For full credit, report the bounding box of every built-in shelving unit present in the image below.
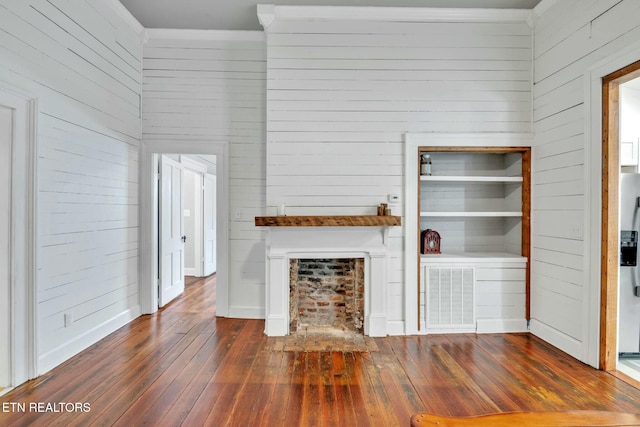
[418,149,528,255]
[404,133,532,336]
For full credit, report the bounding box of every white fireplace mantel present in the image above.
[257,218,399,337]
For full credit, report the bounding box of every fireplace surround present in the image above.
[256,215,400,337]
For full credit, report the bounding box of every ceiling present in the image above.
[118,0,543,31]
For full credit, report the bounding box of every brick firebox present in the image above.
[289,258,365,333]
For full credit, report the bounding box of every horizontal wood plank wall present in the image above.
[0,0,143,372]
[531,0,640,361]
[142,34,267,316]
[265,18,532,329]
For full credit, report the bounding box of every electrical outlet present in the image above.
[64,312,73,327]
[234,210,242,220]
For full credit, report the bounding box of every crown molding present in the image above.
[145,28,265,42]
[529,0,560,28]
[533,0,560,18]
[105,0,145,40]
[257,4,276,29]
[257,4,531,29]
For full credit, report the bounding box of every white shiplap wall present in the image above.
[531,0,640,362]
[0,0,143,372]
[142,33,267,316]
[264,13,532,328]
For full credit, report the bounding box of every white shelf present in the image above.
[420,175,522,182]
[420,211,522,217]
[421,251,527,263]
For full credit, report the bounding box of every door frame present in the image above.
[203,173,217,277]
[600,61,640,371]
[140,139,229,316]
[0,82,38,386]
[585,41,640,370]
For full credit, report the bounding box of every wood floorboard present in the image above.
[285,350,306,425]
[231,342,280,426]
[261,351,297,426]
[320,352,340,426]
[153,319,244,426]
[2,274,640,426]
[329,352,357,426]
[439,335,524,413]
[342,352,373,426]
[299,351,321,427]
[414,335,479,416]
[202,321,266,426]
[386,336,448,416]
[370,338,425,423]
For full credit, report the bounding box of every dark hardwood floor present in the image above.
[2,275,640,426]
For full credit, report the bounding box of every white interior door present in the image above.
[0,105,12,387]
[203,173,217,276]
[159,155,185,307]
[183,169,203,277]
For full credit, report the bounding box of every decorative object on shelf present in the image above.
[377,203,389,216]
[420,153,432,176]
[421,229,441,254]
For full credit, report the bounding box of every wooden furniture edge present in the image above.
[410,410,640,427]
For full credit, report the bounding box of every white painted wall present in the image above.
[621,84,640,144]
[262,12,532,329]
[0,0,144,374]
[142,31,266,317]
[531,0,640,363]
[0,105,11,386]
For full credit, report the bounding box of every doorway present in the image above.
[601,60,640,374]
[158,154,217,308]
[139,140,228,316]
[180,155,217,279]
[614,75,640,381]
[0,104,11,389]
[0,83,37,389]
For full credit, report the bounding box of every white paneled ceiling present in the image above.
[118,0,542,31]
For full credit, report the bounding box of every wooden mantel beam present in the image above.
[254,215,401,227]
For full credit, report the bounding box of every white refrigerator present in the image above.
[619,173,640,356]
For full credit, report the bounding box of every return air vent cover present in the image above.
[426,267,475,330]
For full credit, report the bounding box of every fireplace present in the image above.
[289,258,365,333]
[256,215,400,337]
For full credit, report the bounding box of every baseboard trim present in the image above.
[387,320,405,336]
[476,318,528,333]
[227,306,264,320]
[529,319,581,360]
[38,306,141,375]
